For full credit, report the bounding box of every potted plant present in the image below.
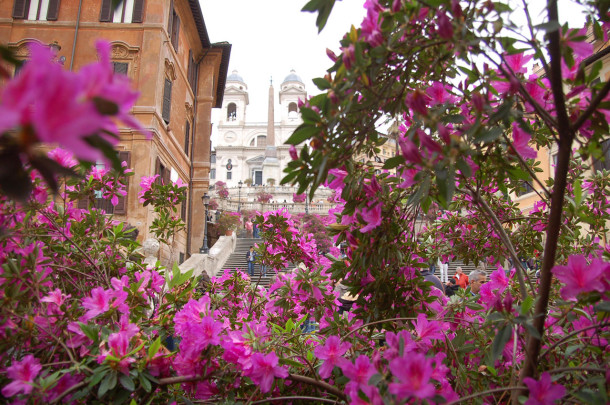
[256,190,273,204]
[267,178,276,186]
[244,178,253,187]
[218,211,241,236]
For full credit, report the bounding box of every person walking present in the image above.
[246,246,256,277]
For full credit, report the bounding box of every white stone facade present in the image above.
[211,70,307,189]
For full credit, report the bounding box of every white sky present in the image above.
[201,0,588,140]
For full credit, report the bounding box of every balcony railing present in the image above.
[217,199,335,215]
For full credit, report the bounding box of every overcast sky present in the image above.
[201,0,588,137]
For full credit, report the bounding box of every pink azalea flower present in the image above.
[47,147,78,168]
[246,352,288,393]
[327,168,348,189]
[398,135,423,164]
[289,145,298,160]
[359,203,383,233]
[98,331,135,374]
[504,52,533,74]
[81,286,111,321]
[436,12,454,39]
[413,313,445,345]
[40,288,69,307]
[314,336,351,378]
[512,123,537,160]
[552,255,606,301]
[1,355,42,397]
[564,28,593,59]
[341,354,376,394]
[361,7,384,47]
[523,372,566,405]
[405,89,429,116]
[389,353,435,399]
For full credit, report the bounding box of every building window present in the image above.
[593,139,610,172]
[187,50,196,90]
[168,4,180,51]
[13,0,60,20]
[112,62,128,75]
[227,171,232,180]
[155,157,170,185]
[250,135,267,147]
[210,153,216,164]
[210,169,216,179]
[288,102,298,119]
[162,78,172,124]
[227,103,237,121]
[184,120,191,157]
[254,170,263,185]
[100,0,144,23]
[516,181,534,197]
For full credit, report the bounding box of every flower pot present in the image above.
[225,230,233,236]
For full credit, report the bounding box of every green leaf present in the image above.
[92,97,119,115]
[534,21,561,33]
[474,126,503,144]
[79,322,99,342]
[456,157,472,178]
[491,324,512,361]
[594,301,610,313]
[573,179,582,206]
[119,374,135,391]
[312,77,331,90]
[520,295,534,315]
[279,358,303,368]
[139,373,152,392]
[98,372,117,398]
[148,337,162,358]
[286,125,320,145]
[383,155,404,170]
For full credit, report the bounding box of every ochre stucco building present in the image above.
[0,0,230,264]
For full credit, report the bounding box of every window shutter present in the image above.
[162,78,172,124]
[162,166,170,186]
[12,0,30,19]
[184,120,190,156]
[180,190,187,221]
[46,0,60,20]
[99,0,112,21]
[77,197,89,209]
[187,50,195,90]
[131,0,144,22]
[114,151,130,215]
[167,0,173,37]
[112,62,128,75]
[154,157,162,185]
[171,12,180,51]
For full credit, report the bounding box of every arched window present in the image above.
[227,103,237,121]
[250,135,267,147]
[288,102,298,119]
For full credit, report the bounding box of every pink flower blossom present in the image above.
[246,352,288,393]
[314,335,351,378]
[1,355,42,397]
[341,354,376,394]
[327,168,348,189]
[552,255,606,301]
[504,52,533,74]
[361,7,384,47]
[564,28,593,59]
[413,313,445,346]
[289,145,298,160]
[359,203,383,233]
[523,372,566,405]
[389,353,436,400]
[512,123,537,160]
[81,286,110,321]
[436,12,454,39]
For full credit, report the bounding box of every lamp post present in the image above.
[199,193,210,254]
[237,180,243,212]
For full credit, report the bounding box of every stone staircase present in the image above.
[215,238,297,288]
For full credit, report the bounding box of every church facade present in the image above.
[211,70,306,188]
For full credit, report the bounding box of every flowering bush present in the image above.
[208,198,219,211]
[215,181,229,199]
[293,192,306,203]
[217,211,241,234]
[256,190,273,203]
[138,175,187,244]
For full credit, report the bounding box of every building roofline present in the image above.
[187,0,211,47]
[212,42,232,108]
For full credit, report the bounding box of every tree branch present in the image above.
[288,374,347,401]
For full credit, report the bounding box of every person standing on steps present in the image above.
[246,246,256,277]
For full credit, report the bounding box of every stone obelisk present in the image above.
[263,77,279,185]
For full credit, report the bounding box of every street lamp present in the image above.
[199,193,210,254]
[237,180,243,212]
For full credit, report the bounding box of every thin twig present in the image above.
[250,397,344,404]
[288,373,347,401]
